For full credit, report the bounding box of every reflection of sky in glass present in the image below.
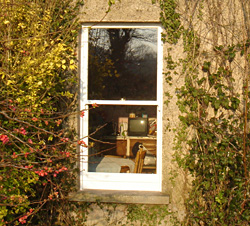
[88,28,157,100]
[128,29,157,58]
[89,28,157,59]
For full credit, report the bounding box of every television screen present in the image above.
[128,117,148,136]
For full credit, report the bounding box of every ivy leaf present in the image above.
[202,61,211,72]
[197,77,206,86]
[228,52,235,62]
[230,97,240,110]
[212,99,220,110]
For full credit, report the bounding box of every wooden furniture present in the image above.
[133,147,146,173]
[105,136,157,157]
[142,165,156,174]
[103,136,157,173]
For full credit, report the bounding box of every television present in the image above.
[128,117,148,136]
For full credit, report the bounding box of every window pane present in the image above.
[88,105,157,174]
[88,28,157,100]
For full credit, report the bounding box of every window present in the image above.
[79,24,163,191]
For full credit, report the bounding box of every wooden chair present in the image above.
[120,165,130,173]
[133,147,146,173]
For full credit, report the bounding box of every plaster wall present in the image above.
[79,0,161,22]
[76,0,188,225]
[74,0,249,225]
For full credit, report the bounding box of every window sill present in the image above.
[68,190,169,205]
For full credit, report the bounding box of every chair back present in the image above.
[133,147,146,173]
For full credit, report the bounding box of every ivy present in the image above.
[155,0,250,225]
[158,0,182,44]
[126,204,173,226]
[173,6,250,226]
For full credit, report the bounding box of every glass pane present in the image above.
[88,105,157,174]
[88,28,157,100]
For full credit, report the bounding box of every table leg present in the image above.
[126,137,130,157]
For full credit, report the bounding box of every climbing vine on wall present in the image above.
[160,0,250,225]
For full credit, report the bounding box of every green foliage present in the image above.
[158,0,182,44]
[159,0,250,225]
[174,18,250,226]
[177,64,250,224]
[108,0,116,6]
[125,204,172,226]
[175,46,250,224]
[0,0,82,225]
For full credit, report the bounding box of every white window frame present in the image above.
[79,23,163,191]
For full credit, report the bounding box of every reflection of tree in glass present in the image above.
[88,28,157,100]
